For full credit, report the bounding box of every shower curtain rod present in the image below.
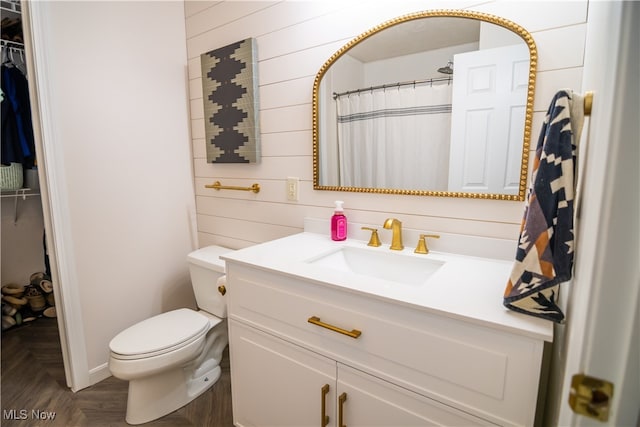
[333,76,452,99]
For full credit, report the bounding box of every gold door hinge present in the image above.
[569,373,614,422]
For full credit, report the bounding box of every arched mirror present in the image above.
[312,10,537,200]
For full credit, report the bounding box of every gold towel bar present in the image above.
[205,181,260,193]
[584,91,593,116]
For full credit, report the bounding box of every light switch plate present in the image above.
[286,177,299,201]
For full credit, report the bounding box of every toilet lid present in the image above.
[109,308,210,357]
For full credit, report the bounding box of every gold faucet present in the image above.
[383,218,404,250]
[414,234,440,254]
[361,227,381,247]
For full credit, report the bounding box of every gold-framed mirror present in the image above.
[312,10,537,201]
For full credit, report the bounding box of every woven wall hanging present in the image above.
[201,38,260,163]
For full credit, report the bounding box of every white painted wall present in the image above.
[1,196,46,285]
[363,42,477,85]
[27,1,196,380]
[184,0,587,249]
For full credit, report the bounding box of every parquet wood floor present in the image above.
[1,317,234,426]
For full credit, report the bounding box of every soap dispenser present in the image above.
[331,201,347,241]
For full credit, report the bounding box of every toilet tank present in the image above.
[187,245,232,318]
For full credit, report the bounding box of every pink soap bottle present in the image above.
[331,201,347,241]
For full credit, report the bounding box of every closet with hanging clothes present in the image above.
[1,0,53,330]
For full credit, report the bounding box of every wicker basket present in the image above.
[0,163,24,190]
[25,286,46,311]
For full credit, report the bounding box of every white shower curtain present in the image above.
[336,83,452,190]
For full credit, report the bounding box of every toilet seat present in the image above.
[110,309,210,360]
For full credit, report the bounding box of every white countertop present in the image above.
[221,231,553,342]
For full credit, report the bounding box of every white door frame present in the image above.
[22,1,90,392]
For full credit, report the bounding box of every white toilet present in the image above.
[109,245,232,425]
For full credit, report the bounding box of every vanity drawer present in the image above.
[227,263,545,427]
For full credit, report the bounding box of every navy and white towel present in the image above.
[503,90,584,323]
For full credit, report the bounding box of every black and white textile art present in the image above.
[201,38,260,163]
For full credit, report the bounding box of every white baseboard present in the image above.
[89,363,112,386]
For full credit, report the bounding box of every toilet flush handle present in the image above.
[217,284,226,296]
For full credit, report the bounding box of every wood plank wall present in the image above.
[184,0,588,250]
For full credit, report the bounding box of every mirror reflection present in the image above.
[313,11,537,200]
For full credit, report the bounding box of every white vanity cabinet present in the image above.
[230,321,490,427]
[225,257,550,427]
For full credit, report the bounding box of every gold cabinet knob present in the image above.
[414,234,440,254]
[218,285,226,296]
[361,227,381,247]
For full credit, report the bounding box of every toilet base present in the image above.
[125,361,222,425]
[122,322,228,425]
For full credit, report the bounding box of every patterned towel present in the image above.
[504,90,584,323]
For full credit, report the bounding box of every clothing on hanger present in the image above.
[1,62,35,168]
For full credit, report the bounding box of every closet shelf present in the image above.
[0,0,22,15]
[1,188,41,225]
[1,188,40,199]
[1,39,24,49]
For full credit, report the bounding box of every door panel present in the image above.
[558,1,640,425]
[229,321,336,427]
[449,44,529,194]
[337,364,496,426]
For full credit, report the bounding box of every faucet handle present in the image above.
[361,227,381,247]
[414,234,440,254]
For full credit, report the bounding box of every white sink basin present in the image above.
[307,246,445,286]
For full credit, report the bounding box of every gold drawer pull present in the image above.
[321,384,330,427]
[338,392,347,427]
[307,316,362,339]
